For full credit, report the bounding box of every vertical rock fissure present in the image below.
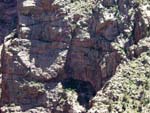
[64,24,76,77]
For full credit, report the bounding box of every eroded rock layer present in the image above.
[0,0,150,113]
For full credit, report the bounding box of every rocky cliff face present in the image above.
[0,0,17,44]
[0,0,150,113]
[0,0,17,106]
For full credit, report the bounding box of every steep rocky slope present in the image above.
[0,0,17,104]
[0,0,150,113]
[88,48,150,113]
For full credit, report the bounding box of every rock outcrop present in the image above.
[0,0,150,113]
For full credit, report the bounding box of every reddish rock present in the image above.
[0,0,149,112]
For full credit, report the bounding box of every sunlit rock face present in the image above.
[0,0,150,112]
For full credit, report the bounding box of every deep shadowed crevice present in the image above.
[62,78,96,109]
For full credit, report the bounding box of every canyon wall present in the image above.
[0,0,150,113]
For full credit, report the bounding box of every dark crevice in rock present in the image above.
[62,78,96,109]
[64,25,76,77]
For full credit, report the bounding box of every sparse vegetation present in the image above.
[89,51,150,113]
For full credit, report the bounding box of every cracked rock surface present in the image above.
[0,0,150,113]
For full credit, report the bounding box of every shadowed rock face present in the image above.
[62,78,96,109]
[0,0,150,112]
[0,0,17,44]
